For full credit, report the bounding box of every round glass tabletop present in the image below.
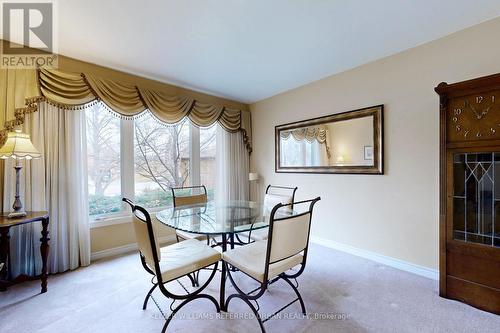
[155,200,268,235]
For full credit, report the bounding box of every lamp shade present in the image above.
[249,172,259,181]
[0,130,42,160]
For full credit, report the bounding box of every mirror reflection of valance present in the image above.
[1,67,252,152]
[280,126,331,159]
[280,126,327,143]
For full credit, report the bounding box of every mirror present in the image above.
[275,105,383,174]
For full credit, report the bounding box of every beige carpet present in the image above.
[0,243,498,333]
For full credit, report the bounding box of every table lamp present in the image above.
[248,172,259,182]
[0,130,42,218]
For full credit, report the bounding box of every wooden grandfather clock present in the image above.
[436,74,500,314]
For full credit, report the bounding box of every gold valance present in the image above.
[0,67,252,152]
[38,68,95,105]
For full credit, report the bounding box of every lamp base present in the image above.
[8,211,27,219]
[9,163,26,219]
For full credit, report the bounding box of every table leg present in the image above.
[220,233,227,311]
[0,227,10,291]
[230,233,235,250]
[40,217,50,293]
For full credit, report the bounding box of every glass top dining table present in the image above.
[155,200,269,240]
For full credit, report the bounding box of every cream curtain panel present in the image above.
[0,67,252,153]
[215,127,249,203]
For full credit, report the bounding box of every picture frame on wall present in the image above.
[364,146,373,160]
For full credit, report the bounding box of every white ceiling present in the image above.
[29,1,500,102]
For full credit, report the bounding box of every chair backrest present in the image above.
[265,185,298,211]
[265,197,321,277]
[263,193,293,215]
[171,185,208,207]
[122,198,161,268]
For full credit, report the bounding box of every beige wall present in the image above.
[91,220,175,254]
[328,116,374,166]
[250,17,500,270]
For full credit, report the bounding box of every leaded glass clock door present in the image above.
[452,152,499,247]
[437,74,500,314]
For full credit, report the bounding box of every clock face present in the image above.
[447,91,499,142]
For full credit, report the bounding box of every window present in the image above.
[86,105,121,216]
[134,113,190,208]
[85,106,217,219]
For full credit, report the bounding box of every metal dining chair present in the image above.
[236,185,298,244]
[171,185,211,244]
[122,198,221,333]
[222,197,321,332]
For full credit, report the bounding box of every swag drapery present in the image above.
[0,68,252,152]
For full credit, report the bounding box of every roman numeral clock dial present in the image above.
[448,92,498,142]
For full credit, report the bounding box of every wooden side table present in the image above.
[0,211,50,293]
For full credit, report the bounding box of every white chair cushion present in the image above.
[242,193,293,243]
[235,194,293,244]
[236,228,268,242]
[264,193,293,214]
[249,228,268,241]
[132,215,162,267]
[222,240,303,282]
[176,230,207,241]
[158,239,221,282]
[269,212,310,263]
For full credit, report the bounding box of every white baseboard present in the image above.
[91,234,439,280]
[91,235,176,261]
[310,236,439,280]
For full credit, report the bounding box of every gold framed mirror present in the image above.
[275,105,383,174]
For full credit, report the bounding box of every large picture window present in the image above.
[86,105,217,219]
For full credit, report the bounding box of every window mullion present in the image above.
[121,118,135,207]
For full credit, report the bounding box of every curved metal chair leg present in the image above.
[195,270,200,287]
[161,294,220,333]
[282,276,306,315]
[188,271,200,287]
[187,273,197,287]
[234,233,248,245]
[143,283,158,310]
[226,294,265,333]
